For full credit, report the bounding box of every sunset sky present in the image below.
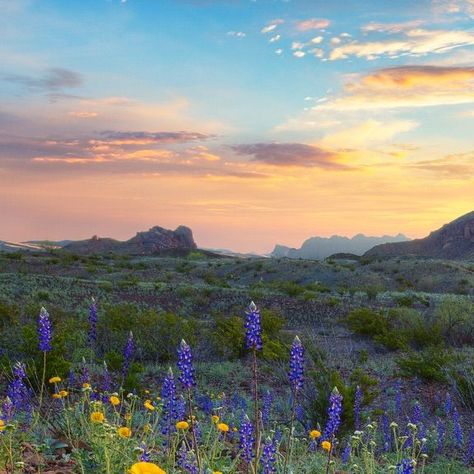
[1,0,473,252]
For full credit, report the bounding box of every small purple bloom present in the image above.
[177,339,196,389]
[342,442,351,464]
[354,385,362,430]
[140,443,151,462]
[289,336,304,392]
[465,429,474,465]
[7,362,30,416]
[160,368,179,436]
[323,387,343,441]
[244,301,263,351]
[177,444,198,474]
[397,459,415,474]
[239,414,255,463]
[262,390,273,426]
[436,418,445,453]
[37,307,52,352]
[87,297,98,346]
[261,437,277,474]
[395,379,402,418]
[453,406,464,448]
[122,331,134,379]
[445,392,452,417]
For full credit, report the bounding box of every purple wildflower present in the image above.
[395,379,402,418]
[239,414,255,463]
[102,361,112,393]
[177,444,198,474]
[354,385,362,430]
[465,429,474,465]
[121,331,134,379]
[436,418,445,453]
[140,443,151,462]
[453,406,464,448]
[7,362,30,415]
[397,459,415,474]
[342,442,351,464]
[37,307,52,352]
[160,368,179,436]
[87,297,98,346]
[261,437,277,474]
[445,392,452,417]
[68,368,76,388]
[289,336,304,392]
[382,413,391,451]
[411,402,422,426]
[80,358,90,384]
[177,339,196,389]
[262,390,273,426]
[244,301,263,351]
[323,387,343,441]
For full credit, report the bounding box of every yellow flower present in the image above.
[129,462,167,474]
[82,383,91,389]
[59,390,68,398]
[217,423,229,433]
[118,426,132,438]
[125,413,132,421]
[90,412,105,423]
[321,440,331,452]
[211,415,219,424]
[144,389,150,394]
[0,420,5,431]
[213,472,223,474]
[176,421,189,430]
[52,393,62,399]
[109,395,120,406]
[144,423,152,433]
[144,401,155,411]
[49,376,61,384]
[309,429,321,439]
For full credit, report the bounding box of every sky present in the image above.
[0,0,473,252]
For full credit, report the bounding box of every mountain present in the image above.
[0,240,61,252]
[63,225,197,255]
[365,211,474,260]
[271,233,409,260]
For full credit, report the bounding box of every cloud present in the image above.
[408,151,474,178]
[261,19,284,34]
[231,143,347,169]
[95,130,213,145]
[329,29,474,61]
[68,111,99,118]
[296,18,330,31]
[432,0,474,17]
[361,20,425,34]
[315,65,474,110]
[2,68,83,93]
[227,31,246,38]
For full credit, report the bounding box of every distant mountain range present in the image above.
[271,233,409,260]
[365,211,474,260]
[0,225,197,255]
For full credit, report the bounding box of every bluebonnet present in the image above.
[395,379,402,418]
[87,297,98,346]
[453,406,464,448]
[140,443,151,462]
[295,404,305,425]
[177,444,198,474]
[354,385,362,430]
[289,336,304,392]
[244,301,263,351]
[177,339,196,389]
[436,418,445,453]
[239,414,255,463]
[176,395,187,421]
[80,358,90,384]
[121,331,134,379]
[382,413,391,451]
[445,392,452,417]
[262,390,273,426]
[68,368,76,387]
[342,442,351,464]
[323,387,343,441]
[464,429,474,465]
[7,362,30,416]
[396,459,415,474]
[196,393,213,416]
[160,368,179,436]
[411,402,422,426]
[261,437,277,474]
[37,307,52,352]
[101,361,112,393]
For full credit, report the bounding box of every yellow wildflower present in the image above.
[176,421,189,430]
[129,462,166,474]
[144,401,155,411]
[211,415,219,424]
[118,426,132,438]
[52,393,61,399]
[321,440,331,452]
[90,412,105,423]
[59,390,69,397]
[0,420,5,431]
[217,423,229,433]
[309,429,321,439]
[125,412,132,420]
[144,423,152,433]
[109,395,120,406]
[49,376,61,384]
[82,382,91,389]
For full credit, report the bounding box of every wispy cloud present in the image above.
[231,142,348,169]
[361,20,425,34]
[330,28,474,60]
[295,18,330,31]
[316,65,474,110]
[2,68,83,93]
[261,19,284,34]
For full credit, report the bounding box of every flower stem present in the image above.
[187,389,202,472]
